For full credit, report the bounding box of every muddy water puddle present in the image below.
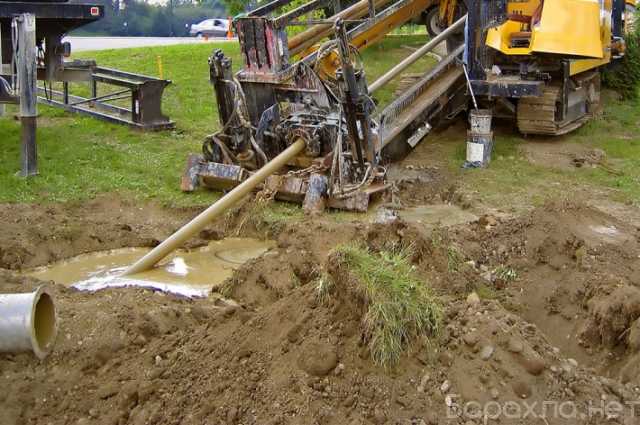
[28,238,274,297]
[398,204,478,227]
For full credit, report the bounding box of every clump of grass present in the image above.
[315,273,334,303]
[475,283,498,300]
[494,265,518,283]
[331,244,443,367]
[447,245,463,272]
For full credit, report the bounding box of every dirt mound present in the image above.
[449,200,640,374]
[0,196,207,270]
[581,286,640,348]
[2,198,640,424]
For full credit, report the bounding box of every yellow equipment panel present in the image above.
[486,0,609,59]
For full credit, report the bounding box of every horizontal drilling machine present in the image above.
[129,0,636,274]
[182,0,468,212]
[181,0,634,213]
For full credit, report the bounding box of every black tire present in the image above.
[424,6,445,38]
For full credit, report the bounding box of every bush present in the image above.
[603,10,640,100]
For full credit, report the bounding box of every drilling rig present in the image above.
[180,0,633,213]
[181,0,468,212]
[126,0,636,274]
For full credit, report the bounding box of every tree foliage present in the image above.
[603,9,640,100]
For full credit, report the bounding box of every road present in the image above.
[64,36,235,52]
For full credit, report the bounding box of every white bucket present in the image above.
[0,286,57,359]
[465,131,493,167]
[469,109,493,134]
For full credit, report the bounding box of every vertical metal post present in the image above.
[613,0,624,37]
[465,0,485,80]
[63,82,69,104]
[367,0,375,19]
[15,14,37,177]
[131,89,140,124]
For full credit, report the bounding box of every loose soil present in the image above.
[2,185,640,425]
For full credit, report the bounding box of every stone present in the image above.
[417,373,430,393]
[490,388,499,399]
[479,215,497,227]
[463,332,480,347]
[480,345,495,361]
[466,292,481,306]
[396,396,411,408]
[506,337,524,353]
[512,381,532,399]
[297,340,338,377]
[521,356,546,376]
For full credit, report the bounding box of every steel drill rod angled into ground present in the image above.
[369,14,466,93]
[123,138,306,276]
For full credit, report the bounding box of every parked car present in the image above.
[189,18,230,38]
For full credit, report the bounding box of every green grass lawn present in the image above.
[0,36,638,208]
[455,94,640,208]
[0,36,431,205]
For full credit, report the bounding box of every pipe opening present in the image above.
[33,292,56,356]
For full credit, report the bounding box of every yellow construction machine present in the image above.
[423,0,466,36]
[468,0,634,135]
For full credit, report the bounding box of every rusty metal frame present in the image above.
[37,65,174,131]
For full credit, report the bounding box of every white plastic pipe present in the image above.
[0,286,57,359]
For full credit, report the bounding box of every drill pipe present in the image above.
[288,0,395,56]
[369,14,466,93]
[124,138,306,276]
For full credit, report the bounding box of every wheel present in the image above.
[195,32,203,39]
[424,7,445,37]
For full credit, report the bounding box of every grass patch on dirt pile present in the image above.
[330,244,443,367]
[0,37,427,205]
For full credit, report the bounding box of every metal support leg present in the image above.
[63,82,69,105]
[16,13,37,177]
[367,0,375,19]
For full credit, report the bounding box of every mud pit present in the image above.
[2,193,640,425]
[28,238,274,297]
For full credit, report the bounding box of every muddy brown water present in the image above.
[28,238,274,297]
[397,204,478,227]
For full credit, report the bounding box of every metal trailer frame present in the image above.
[0,1,175,176]
[38,65,174,131]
